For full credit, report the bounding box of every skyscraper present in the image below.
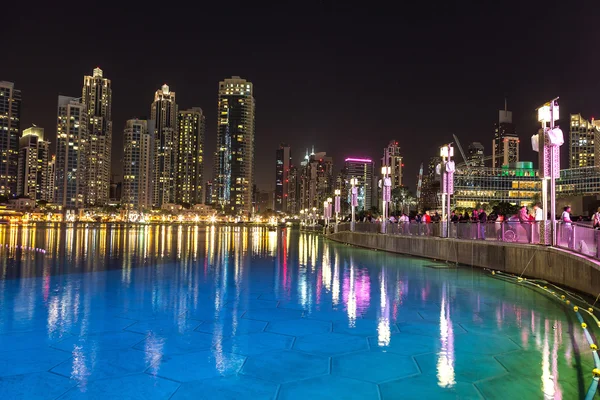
[467,142,485,167]
[492,103,519,168]
[122,119,155,209]
[382,141,403,189]
[275,143,291,212]
[345,157,374,211]
[299,150,334,211]
[213,76,255,216]
[287,165,298,215]
[205,180,213,205]
[0,81,21,197]
[569,114,600,168]
[46,155,56,203]
[17,126,49,201]
[55,96,88,209]
[151,84,178,207]
[177,108,205,205]
[82,67,112,205]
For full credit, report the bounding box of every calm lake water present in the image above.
[0,224,593,399]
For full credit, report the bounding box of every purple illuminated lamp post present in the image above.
[350,177,358,231]
[334,189,341,233]
[381,166,391,234]
[533,98,562,246]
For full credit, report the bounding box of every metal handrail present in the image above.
[335,220,600,263]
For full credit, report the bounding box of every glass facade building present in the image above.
[176,108,205,205]
[0,81,21,197]
[122,119,155,209]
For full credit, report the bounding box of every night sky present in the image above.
[3,2,599,191]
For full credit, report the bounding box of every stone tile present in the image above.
[368,333,438,356]
[452,333,519,355]
[278,375,379,400]
[304,310,360,322]
[171,375,278,400]
[398,321,468,337]
[294,333,368,356]
[0,347,72,377]
[266,319,331,336]
[332,351,419,383]
[242,308,304,322]
[195,318,267,337]
[241,350,329,383]
[380,375,482,400]
[226,299,279,309]
[58,373,180,399]
[125,317,202,335]
[154,350,245,382]
[414,352,507,383]
[0,371,76,399]
[67,316,138,336]
[133,331,216,356]
[220,332,294,356]
[0,329,73,352]
[475,372,581,400]
[52,331,147,353]
[51,348,160,382]
[333,319,400,337]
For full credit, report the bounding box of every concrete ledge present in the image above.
[328,231,600,297]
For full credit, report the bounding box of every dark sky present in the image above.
[3,2,599,191]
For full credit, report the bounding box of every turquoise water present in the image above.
[0,224,595,399]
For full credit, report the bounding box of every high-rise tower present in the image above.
[17,125,49,201]
[213,76,255,216]
[123,119,155,209]
[569,114,600,168]
[151,84,178,207]
[492,101,519,168]
[82,67,112,205]
[0,81,21,197]
[275,144,291,212]
[55,96,88,209]
[177,108,205,205]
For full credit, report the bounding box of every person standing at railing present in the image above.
[519,205,531,243]
[561,206,573,249]
[478,208,487,240]
[593,207,600,230]
[533,202,544,244]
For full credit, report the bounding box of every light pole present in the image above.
[312,207,317,226]
[350,177,358,231]
[381,166,391,234]
[300,209,305,228]
[323,200,329,233]
[334,189,341,232]
[534,98,562,246]
[439,144,455,238]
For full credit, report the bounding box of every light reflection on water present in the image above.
[0,224,593,398]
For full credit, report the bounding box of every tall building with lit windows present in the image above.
[345,157,374,211]
[177,108,205,205]
[17,125,49,201]
[151,84,178,207]
[213,76,255,216]
[122,119,155,209]
[0,81,21,197]
[275,143,291,212]
[46,155,56,203]
[569,114,600,169]
[492,104,519,168]
[82,67,112,205]
[55,96,88,209]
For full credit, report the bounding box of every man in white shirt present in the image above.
[561,206,573,249]
[533,202,544,244]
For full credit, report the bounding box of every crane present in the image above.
[452,134,471,171]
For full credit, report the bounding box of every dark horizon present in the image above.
[3,3,599,192]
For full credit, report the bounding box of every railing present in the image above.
[335,221,600,262]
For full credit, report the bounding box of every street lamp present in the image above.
[381,166,391,234]
[534,98,562,246]
[334,189,341,232]
[312,207,317,226]
[300,209,305,227]
[350,177,358,231]
[439,144,455,238]
[324,200,330,233]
